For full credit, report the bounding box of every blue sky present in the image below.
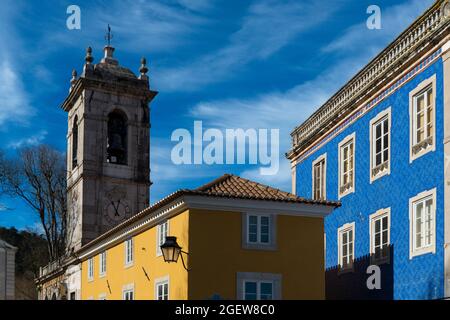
[0,0,434,229]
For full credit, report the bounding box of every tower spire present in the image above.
[105,24,113,46]
[101,24,118,65]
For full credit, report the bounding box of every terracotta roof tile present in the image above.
[189,174,339,206]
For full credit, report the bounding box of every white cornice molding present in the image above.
[76,195,335,260]
[289,0,450,159]
[183,195,335,217]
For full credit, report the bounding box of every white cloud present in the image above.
[42,0,210,54]
[8,130,48,149]
[0,61,33,127]
[155,0,344,92]
[0,5,34,128]
[188,0,432,193]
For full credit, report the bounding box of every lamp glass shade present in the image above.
[161,236,181,263]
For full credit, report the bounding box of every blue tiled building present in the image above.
[287,0,450,300]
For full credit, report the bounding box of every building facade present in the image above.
[78,174,338,300]
[0,239,17,300]
[287,0,450,300]
[36,34,338,300]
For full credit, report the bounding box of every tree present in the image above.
[0,145,67,262]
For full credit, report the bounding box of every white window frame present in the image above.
[236,272,281,300]
[242,213,277,250]
[122,283,135,300]
[338,133,356,199]
[370,108,391,183]
[98,293,107,300]
[156,220,169,257]
[409,75,436,162]
[87,257,94,281]
[124,238,134,267]
[99,251,106,277]
[337,222,355,272]
[409,188,437,259]
[369,208,391,264]
[312,153,327,200]
[155,276,170,300]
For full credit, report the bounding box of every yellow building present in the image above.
[78,174,339,300]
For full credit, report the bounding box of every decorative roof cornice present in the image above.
[288,0,450,161]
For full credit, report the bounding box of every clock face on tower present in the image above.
[104,198,131,225]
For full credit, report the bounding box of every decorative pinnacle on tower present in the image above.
[85,47,94,64]
[70,69,78,92]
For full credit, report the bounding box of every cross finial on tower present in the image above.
[139,57,149,81]
[105,24,113,46]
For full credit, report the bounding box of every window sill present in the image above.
[370,256,390,266]
[338,187,354,200]
[410,247,436,259]
[243,243,277,251]
[124,262,134,269]
[410,139,435,163]
[337,266,354,276]
[99,273,106,279]
[371,162,390,183]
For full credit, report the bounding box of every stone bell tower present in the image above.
[63,32,157,252]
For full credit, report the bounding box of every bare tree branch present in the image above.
[0,146,67,262]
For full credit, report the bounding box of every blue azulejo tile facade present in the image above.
[294,58,445,300]
[288,1,450,300]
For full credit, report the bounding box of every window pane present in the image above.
[376,154,382,166]
[260,282,273,300]
[376,139,382,153]
[244,282,257,300]
[376,124,381,138]
[417,95,425,112]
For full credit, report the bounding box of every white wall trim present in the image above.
[409,74,437,163]
[242,213,277,251]
[291,164,297,195]
[369,107,392,183]
[409,188,437,259]
[183,196,335,217]
[337,222,355,271]
[156,220,169,257]
[338,132,356,199]
[312,153,327,200]
[124,238,134,268]
[236,272,282,300]
[122,283,135,300]
[154,275,170,300]
[369,207,391,263]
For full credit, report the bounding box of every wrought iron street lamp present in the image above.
[160,236,189,271]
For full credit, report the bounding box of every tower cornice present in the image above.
[61,77,157,112]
